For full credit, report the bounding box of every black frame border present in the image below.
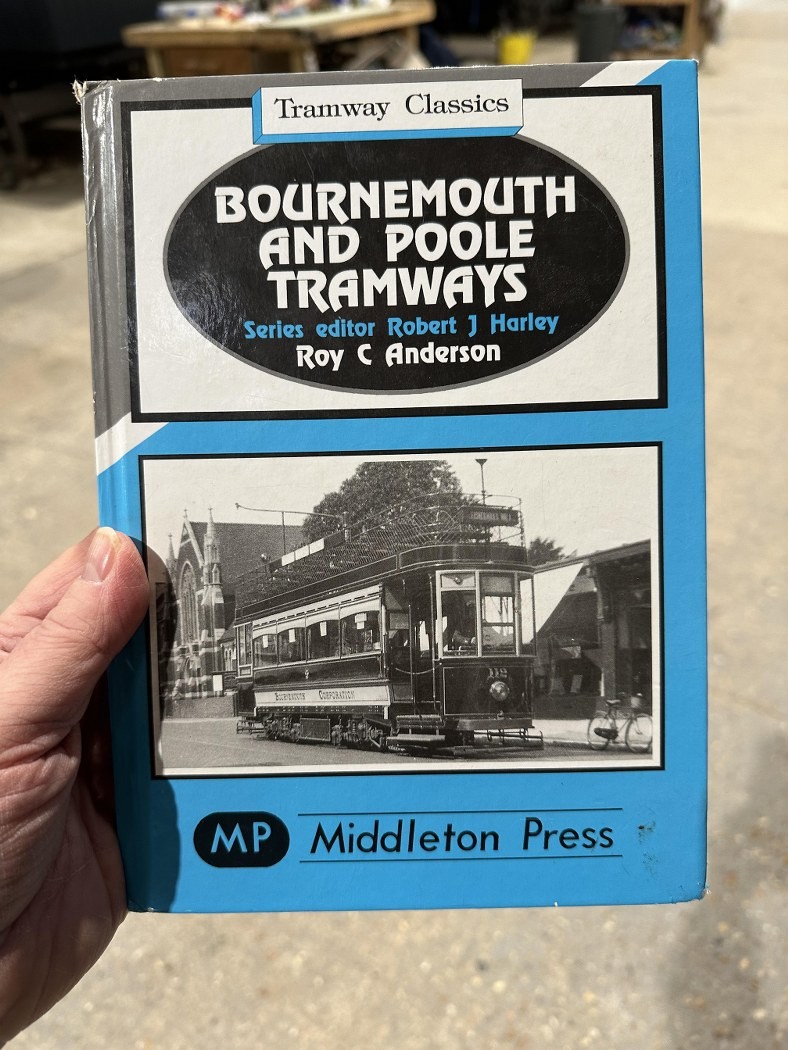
[121,86,667,423]
[138,440,665,781]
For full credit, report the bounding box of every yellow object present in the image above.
[498,30,536,66]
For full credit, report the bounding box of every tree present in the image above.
[302,460,465,543]
[526,536,566,566]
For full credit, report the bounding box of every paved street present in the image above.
[161,716,651,770]
[1,4,785,1047]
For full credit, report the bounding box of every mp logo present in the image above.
[193,811,290,868]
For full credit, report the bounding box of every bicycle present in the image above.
[587,694,653,754]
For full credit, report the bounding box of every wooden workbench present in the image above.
[123,1,436,76]
[609,0,709,61]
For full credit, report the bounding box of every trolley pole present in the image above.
[235,502,345,555]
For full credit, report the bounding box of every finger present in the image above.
[0,529,149,756]
[0,534,95,662]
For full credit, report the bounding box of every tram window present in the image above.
[519,576,536,653]
[237,624,252,667]
[481,574,516,654]
[387,611,410,650]
[441,590,478,655]
[417,617,434,657]
[388,611,409,631]
[340,609,380,654]
[253,630,277,667]
[440,572,475,591]
[278,624,306,663]
[307,614,340,660]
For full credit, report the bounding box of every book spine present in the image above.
[80,82,152,910]
[81,81,130,497]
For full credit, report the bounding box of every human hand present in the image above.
[0,529,148,1041]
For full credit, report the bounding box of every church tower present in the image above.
[165,533,176,576]
[200,508,226,687]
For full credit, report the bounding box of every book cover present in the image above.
[80,61,705,911]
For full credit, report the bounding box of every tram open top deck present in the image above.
[234,498,530,620]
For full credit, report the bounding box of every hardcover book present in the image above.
[80,60,706,911]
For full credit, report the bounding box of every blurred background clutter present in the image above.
[1,0,785,1047]
[1,0,727,187]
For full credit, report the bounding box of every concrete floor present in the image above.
[1,5,786,1047]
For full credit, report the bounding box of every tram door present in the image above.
[386,585,437,713]
[410,586,438,713]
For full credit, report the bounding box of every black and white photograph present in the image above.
[142,445,661,775]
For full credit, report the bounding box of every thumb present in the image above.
[0,528,149,754]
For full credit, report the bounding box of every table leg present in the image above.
[145,47,167,78]
[288,46,319,73]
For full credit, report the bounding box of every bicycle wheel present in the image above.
[587,714,615,750]
[625,713,653,753]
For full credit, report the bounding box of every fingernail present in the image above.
[82,527,119,584]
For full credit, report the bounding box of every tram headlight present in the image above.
[489,679,511,705]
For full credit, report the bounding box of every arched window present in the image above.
[180,563,199,644]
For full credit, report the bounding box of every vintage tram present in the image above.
[233,500,543,754]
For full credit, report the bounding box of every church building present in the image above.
[158,509,303,717]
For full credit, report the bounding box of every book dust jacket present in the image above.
[80,62,706,912]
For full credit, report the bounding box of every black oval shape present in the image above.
[193,811,290,868]
[167,137,627,392]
